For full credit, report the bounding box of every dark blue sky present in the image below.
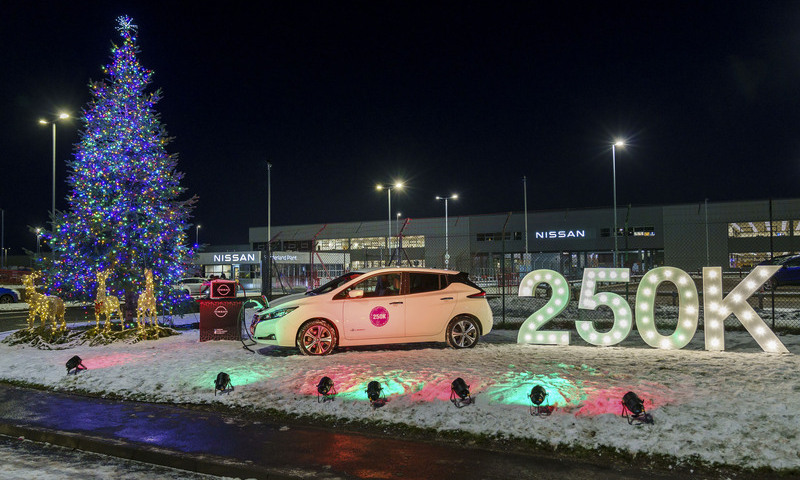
[3,1,800,252]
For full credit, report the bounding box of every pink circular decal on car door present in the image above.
[370,306,389,327]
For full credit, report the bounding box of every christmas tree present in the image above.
[47,16,195,318]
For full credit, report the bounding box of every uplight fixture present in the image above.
[450,377,473,408]
[316,376,337,403]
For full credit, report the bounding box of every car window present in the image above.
[785,258,800,268]
[409,273,441,294]
[445,272,485,292]
[343,273,401,298]
[309,272,363,295]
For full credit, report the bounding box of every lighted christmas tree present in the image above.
[47,16,195,318]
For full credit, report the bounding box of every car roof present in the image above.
[354,266,460,275]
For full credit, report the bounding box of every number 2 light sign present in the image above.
[517,266,789,353]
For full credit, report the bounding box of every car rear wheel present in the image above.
[446,315,479,349]
[0,294,14,304]
[297,319,338,356]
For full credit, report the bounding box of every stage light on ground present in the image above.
[66,355,86,374]
[316,376,337,403]
[450,377,473,408]
[529,385,553,416]
[214,372,234,396]
[366,380,386,407]
[621,391,653,425]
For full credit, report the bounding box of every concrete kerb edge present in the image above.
[0,421,300,480]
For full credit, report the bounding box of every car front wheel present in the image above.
[446,315,480,349]
[297,319,338,356]
[0,294,14,304]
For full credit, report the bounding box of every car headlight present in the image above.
[263,306,298,320]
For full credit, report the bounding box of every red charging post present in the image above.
[198,279,242,341]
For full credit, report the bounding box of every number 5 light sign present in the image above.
[517,266,789,353]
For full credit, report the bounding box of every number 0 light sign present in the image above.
[517,266,789,353]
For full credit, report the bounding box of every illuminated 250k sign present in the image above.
[517,266,789,354]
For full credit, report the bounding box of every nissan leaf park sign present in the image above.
[517,266,789,354]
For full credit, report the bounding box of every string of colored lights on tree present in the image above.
[45,16,196,315]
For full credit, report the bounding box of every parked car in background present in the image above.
[250,267,493,356]
[758,254,800,290]
[173,277,209,296]
[0,287,20,304]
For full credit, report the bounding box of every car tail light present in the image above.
[467,291,486,298]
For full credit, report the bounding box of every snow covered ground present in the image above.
[0,309,799,473]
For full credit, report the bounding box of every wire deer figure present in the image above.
[136,269,158,329]
[95,269,123,330]
[22,272,65,330]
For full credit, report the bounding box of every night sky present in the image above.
[3,2,800,253]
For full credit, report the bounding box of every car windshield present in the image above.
[307,272,364,295]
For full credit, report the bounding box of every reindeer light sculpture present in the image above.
[95,269,123,331]
[136,269,158,329]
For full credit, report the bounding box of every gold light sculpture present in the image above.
[95,269,123,331]
[21,272,65,330]
[136,268,158,329]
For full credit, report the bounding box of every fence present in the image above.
[275,206,800,332]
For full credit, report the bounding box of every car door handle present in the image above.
[440,297,454,300]
[390,301,404,305]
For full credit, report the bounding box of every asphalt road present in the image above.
[0,305,98,332]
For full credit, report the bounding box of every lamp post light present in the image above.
[196,224,201,246]
[39,113,70,228]
[376,182,403,266]
[35,227,42,257]
[435,194,458,269]
[612,140,625,268]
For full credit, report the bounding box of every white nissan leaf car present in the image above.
[250,267,493,355]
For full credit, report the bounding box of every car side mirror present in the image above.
[347,289,364,298]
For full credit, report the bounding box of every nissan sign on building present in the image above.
[195,251,262,265]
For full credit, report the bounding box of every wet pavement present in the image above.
[0,384,703,480]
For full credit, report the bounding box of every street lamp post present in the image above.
[396,212,401,266]
[376,182,403,266]
[35,228,42,257]
[196,224,201,245]
[612,140,625,267]
[39,113,70,227]
[435,194,458,269]
[265,161,272,298]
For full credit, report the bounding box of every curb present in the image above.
[0,421,303,480]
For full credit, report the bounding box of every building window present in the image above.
[390,235,425,248]
[316,238,350,251]
[629,226,655,237]
[477,232,514,242]
[350,237,387,249]
[729,252,792,269]
[729,221,796,238]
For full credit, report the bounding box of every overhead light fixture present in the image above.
[529,385,553,417]
[450,377,472,408]
[66,355,86,374]
[214,372,234,396]
[366,380,386,408]
[316,376,337,403]
[621,391,654,425]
